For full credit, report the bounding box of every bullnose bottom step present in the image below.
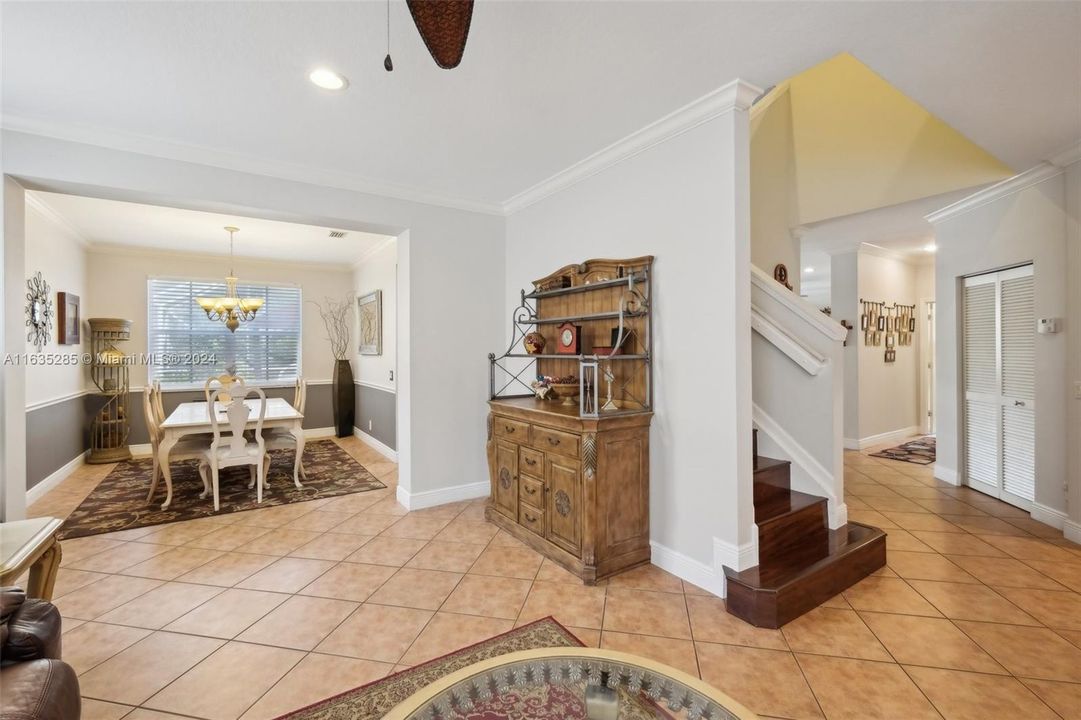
[723,522,887,628]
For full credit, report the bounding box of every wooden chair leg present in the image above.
[256,458,265,504]
[27,540,62,601]
[198,462,210,498]
[248,464,256,489]
[146,455,161,504]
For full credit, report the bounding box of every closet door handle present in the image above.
[1014,400,1026,407]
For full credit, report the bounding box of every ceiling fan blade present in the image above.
[406,0,474,69]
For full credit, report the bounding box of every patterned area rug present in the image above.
[58,439,385,540]
[279,618,671,720]
[870,436,936,465]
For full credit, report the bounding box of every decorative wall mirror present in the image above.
[25,271,53,351]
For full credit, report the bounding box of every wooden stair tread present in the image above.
[754,487,825,525]
[727,523,884,589]
[753,456,790,473]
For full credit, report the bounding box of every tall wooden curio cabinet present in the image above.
[486,257,654,584]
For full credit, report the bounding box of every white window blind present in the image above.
[147,278,302,387]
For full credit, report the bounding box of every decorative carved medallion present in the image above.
[25,271,53,352]
[555,489,571,517]
[498,467,511,490]
[582,433,597,479]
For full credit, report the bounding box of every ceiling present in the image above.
[797,189,974,291]
[3,2,1079,212]
[30,191,394,265]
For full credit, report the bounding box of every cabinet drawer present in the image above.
[494,417,529,441]
[519,446,544,474]
[520,475,545,509]
[531,425,579,457]
[519,504,545,537]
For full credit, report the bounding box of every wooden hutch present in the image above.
[486,257,654,583]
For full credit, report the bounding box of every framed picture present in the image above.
[873,331,882,346]
[57,292,80,345]
[876,316,885,331]
[885,349,896,363]
[860,314,868,331]
[908,317,917,332]
[357,290,382,356]
[885,334,895,349]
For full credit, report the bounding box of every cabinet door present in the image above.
[493,440,519,520]
[545,456,581,554]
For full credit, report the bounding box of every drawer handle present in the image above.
[525,485,537,495]
[525,458,537,466]
[524,512,538,523]
[546,437,560,446]
[504,425,516,433]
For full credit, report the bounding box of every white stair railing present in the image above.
[750,265,848,528]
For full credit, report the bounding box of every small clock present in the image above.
[556,322,581,354]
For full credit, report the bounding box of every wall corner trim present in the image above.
[933,464,959,485]
[925,163,1063,224]
[503,78,763,214]
[396,480,488,512]
[1065,519,1081,545]
[353,427,398,462]
[649,541,724,598]
[26,452,85,506]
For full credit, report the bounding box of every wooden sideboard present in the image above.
[485,397,652,583]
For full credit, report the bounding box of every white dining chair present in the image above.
[203,385,268,511]
[262,378,307,484]
[204,373,244,405]
[143,386,211,504]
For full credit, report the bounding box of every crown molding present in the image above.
[503,78,764,215]
[24,191,91,247]
[925,162,1063,225]
[351,235,398,270]
[2,114,505,217]
[1049,140,1081,168]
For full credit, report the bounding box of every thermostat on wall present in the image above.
[1037,318,1059,334]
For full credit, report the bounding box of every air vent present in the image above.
[328,230,347,239]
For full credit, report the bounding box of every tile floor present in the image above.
[25,436,1081,720]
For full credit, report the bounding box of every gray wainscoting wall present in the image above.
[354,382,396,450]
[25,383,337,490]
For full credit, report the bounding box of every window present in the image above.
[147,277,302,387]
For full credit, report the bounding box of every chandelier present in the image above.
[195,226,264,332]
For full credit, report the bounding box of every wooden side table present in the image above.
[0,518,64,600]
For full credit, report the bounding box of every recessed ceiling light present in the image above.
[804,267,815,273]
[309,68,348,91]
[924,242,938,252]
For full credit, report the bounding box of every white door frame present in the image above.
[920,298,936,435]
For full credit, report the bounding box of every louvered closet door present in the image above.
[963,277,999,495]
[961,265,1035,509]
[999,268,1035,503]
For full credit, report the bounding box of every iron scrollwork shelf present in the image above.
[488,261,653,419]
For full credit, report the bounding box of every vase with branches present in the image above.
[313,296,355,437]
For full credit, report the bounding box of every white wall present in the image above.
[2,129,506,505]
[2,177,28,520]
[86,247,354,389]
[931,165,1070,517]
[831,251,860,443]
[23,198,89,407]
[504,82,756,594]
[1065,159,1081,541]
[857,250,922,442]
[352,239,396,392]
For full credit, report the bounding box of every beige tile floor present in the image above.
[25,436,1081,720]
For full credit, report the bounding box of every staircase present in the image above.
[724,431,886,628]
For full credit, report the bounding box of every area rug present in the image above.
[58,439,385,540]
[278,618,670,720]
[870,436,936,465]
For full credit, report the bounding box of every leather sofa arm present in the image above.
[1,595,62,663]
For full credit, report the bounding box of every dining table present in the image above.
[156,397,305,510]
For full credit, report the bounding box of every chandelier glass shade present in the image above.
[195,227,264,332]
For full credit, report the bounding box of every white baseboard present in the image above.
[855,426,921,450]
[650,541,725,597]
[130,443,153,457]
[714,535,758,574]
[1065,519,1081,545]
[396,480,488,511]
[1031,502,1068,531]
[26,453,85,505]
[304,426,336,439]
[934,464,959,485]
[843,438,861,450]
[353,428,398,462]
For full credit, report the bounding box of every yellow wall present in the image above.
[750,53,1014,275]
